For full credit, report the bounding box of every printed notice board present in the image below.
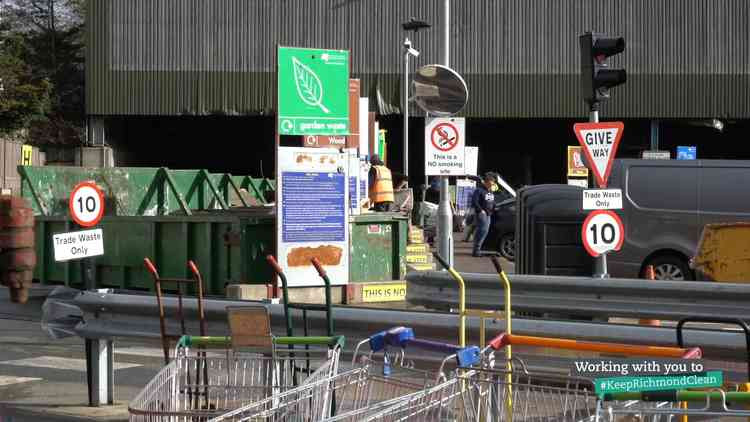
[456,179,476,216]
[277,147,349,286]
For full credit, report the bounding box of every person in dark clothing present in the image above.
[471,173,495,257]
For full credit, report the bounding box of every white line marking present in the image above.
[0,356,141,371]
[115,347,165,357]
[0,376,41,386]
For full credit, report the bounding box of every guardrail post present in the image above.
[86,338,114,406]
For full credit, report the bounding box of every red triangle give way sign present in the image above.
[573,122,624,188]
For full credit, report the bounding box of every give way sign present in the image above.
[573,122,624,188]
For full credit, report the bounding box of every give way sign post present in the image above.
[573,122,624,188]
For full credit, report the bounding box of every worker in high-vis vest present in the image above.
[368,155,394,212]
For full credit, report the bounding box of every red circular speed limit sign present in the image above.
[69,181,105,227]
[431,123,459,152]
[581,210,624,257]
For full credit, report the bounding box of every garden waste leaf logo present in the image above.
[292,57,329,113]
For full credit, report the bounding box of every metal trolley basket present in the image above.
[207,326,482,422]
[128,334,344,422]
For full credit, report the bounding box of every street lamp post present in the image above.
[437,0,454,267]
[401,17,431,186]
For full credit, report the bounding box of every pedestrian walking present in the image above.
[470,173,495,257]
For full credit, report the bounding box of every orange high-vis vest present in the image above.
[370,165,394,203]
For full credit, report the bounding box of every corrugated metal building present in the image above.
[87,0,749,118]
[86,0,750,183]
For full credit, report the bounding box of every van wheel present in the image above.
[497,234,515,261]
[645,256,694,281]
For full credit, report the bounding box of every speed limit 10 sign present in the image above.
[69,181,105,227]
[581,210,624,257]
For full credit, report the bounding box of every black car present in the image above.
[486,197,516,260]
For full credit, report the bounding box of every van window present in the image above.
[627,166,697,212]
[700,167,750,213]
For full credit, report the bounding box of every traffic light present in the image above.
[579,32,626,107]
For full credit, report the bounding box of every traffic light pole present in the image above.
[589,106,609,278]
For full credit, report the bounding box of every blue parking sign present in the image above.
[677,146,696,160]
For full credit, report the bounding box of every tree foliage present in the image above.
[0,0,84,144]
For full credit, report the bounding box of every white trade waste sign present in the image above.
[53,228,104,262]
[583,189,623,210]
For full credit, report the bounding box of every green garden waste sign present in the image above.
[277,47,350,136]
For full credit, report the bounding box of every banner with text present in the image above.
[277,147,349,286]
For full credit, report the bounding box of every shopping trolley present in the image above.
[596,388,750,420]
[593,316,750,421]
[128,334,344,421]
[207,326,481,422]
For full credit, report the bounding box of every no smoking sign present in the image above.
[425,117,465,176]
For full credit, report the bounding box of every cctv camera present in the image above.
[403,38,419,57]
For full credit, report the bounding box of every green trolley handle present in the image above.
[177,335,345,349]
[604,390,750,404]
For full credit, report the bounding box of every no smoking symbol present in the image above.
[431,123,459,152]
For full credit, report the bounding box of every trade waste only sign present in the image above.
[53,228,104,261]
[278,47,350,136]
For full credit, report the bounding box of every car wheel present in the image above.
[645,255,693,281]
[498,234,515,261]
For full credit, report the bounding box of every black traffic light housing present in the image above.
[579,32,626,109]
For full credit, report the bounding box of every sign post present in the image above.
[63,181,110,407]
[574,119,624,278]
[276,46,351,287]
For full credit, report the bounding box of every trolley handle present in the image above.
[143,257,158,277]
[432,252,450,271]
[177,335,230,349]
[275,335,345,348]
[603,390,750,404]
[383,326,460,354]
[488,332,702,359]
[490,256,504,274]
[177,335,346,349]
[266,255,284,275]
[677,317,750,379]
[187,260,201,279]
[310,257,327,278]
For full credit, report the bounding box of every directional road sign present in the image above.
[573,122,624,188]
[69,181,105,227]
[277,47,350,136]
[425,117,465,176]
[581,210,624,257]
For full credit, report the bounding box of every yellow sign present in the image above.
[567,146,588,177]
[362,283,406,302]
[21,145,33,166]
